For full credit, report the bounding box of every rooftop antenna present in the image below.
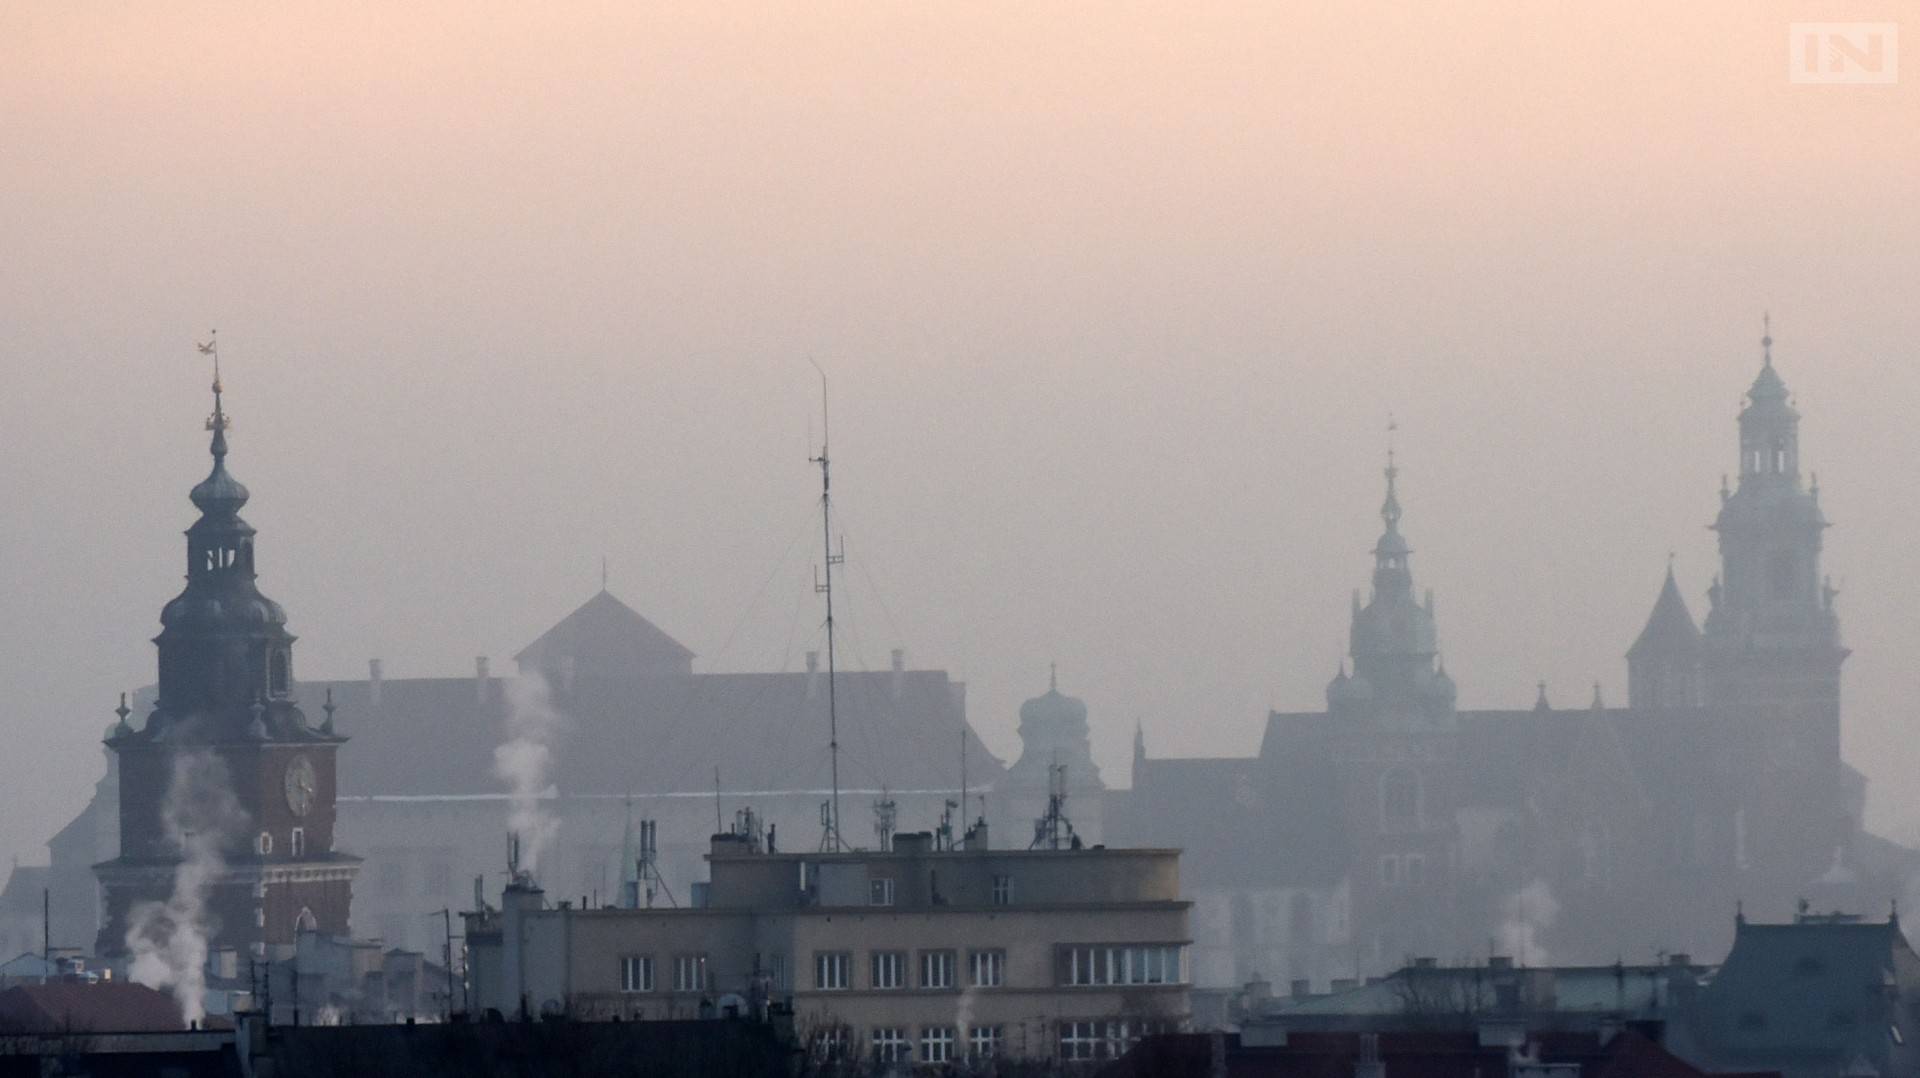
[809,360,846,852]
[1030,762,1078,850]
[873,789,897,851]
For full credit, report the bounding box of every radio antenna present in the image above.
[810,361,845,852]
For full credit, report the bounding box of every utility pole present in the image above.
[41,888,49,977]
[441,908,457,1020]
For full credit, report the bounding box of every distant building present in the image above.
[94,375,357,961]
[1000,667,1107,845]
[463,823,1191,1066]
[1109,327,1915,986]
[1668,910,1920,1078]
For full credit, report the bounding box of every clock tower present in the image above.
[96,358,357,960]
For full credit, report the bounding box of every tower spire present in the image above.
[1762,312,1773,367]
[197,331,230,459]
[1382,414,1402,531]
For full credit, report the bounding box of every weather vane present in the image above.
[196,330,230,432]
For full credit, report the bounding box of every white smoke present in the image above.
[125,750,244,1027]
[1496,878,1559,967]
[494,672,562,872]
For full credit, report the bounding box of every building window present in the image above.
[969,949,1005,987]
[811,1027,848,1062]
[920,950,955,989]
[767,953,786,990]
[871,951,906,989]
[1060,945,1184,986]
[869,876,896,907]
[814,951,850,990]
[871,1027,910,1063]
[1379,855,1400,887]
[920,1026,955,1063]
[289,828,305,857]
[673,954,708,992]
[991,874,1011,906]
[1381,767,1420,831]
[269,650,291,696]
[968,1025,1003,1059]
[1060,1020,1105,1061]
[256,832,274,856]
[620,955,654,993]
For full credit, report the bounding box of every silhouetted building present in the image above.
[93,376,358,960]
[1111,327,1914,986]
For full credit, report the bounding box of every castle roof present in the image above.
[1628,567,1701,660]
[513,589,695,678]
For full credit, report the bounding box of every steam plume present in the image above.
[125,750,243,1027]
[1496,878,1559,967]
[494,672,562,872]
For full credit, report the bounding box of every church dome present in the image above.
[189,458,250,516]
[1019,680,1089,730]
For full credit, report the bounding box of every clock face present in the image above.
[284,755,317,818]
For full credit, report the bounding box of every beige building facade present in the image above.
[465,827,1190,1065]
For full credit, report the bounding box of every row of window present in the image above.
[815,1025,1001,1064]
[1059,945,1186,987]
[255,829,307,856]
[865,873,1013,906]
[618,954,709,993]
[1379,852,1427,887]
[813,1020,1169,1064]
[814,948,1004,990]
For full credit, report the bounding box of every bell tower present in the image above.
[96,343,357,965]
[1701,318,1848,874]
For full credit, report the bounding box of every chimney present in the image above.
[891,648,905,697]
[1413,957,1438,969]
[368,659,384,707]
[1290,978,1312,999]
[476,656,490,703]
[806,651,820,699]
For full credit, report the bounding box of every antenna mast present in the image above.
[810,362,845,851]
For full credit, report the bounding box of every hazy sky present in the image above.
[1,3,1915,871]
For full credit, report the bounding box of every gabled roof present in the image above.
[513,590,695,678]
[1629,568,1701,660]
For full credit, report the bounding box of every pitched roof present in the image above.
[315,666,1002,798]
[512,590,695,677]
[0,982,184,1032]
[1629,569,1701,660]
[1680,916,1920,1073]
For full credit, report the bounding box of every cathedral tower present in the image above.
[1700,320,1848,869]
[96,360,357,961]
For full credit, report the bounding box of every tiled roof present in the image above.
[0,982,184,1032]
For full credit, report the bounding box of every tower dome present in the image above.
[1005,665,1103,792]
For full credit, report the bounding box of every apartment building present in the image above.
[464,821,1191,1065]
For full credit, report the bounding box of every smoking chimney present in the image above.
[368,659,384,707]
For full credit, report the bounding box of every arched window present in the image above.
[1381,768,1420,832]
[1772,441,1789,474]
[269,650,291,696]
[294,907,318,934]
[256,831,274,855]
[290,827,306,857]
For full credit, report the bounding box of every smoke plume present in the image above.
[125,750,244,1027]
[494,672,562,872]
[1496,878,1559,967]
